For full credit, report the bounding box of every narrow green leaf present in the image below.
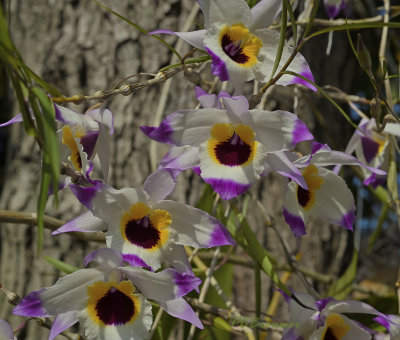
[0,5,13,51]
[283,0,297,45]
[213,317,233,332]
[387,140,399,204]
[303,0,320,38]
[44,255,79,274]
[327,249,358,299]
[37,153,51,254]
[269,0,287,79]
[94,0,182,61]
[158,55,211,72]
[32,86,60,201]
[8,70,36,136]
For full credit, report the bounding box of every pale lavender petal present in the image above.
[205,46,229,81]
[92,124,110,181]
[84,248,124,269]
[203,0,252,27]
[49,311,78,340]
[204,177,251,200]
[222,96,249,121]
[265,151,308,189]
[149,29,206,50]
[0,114,23,127]
[160,146,200,171]
[159,297,204,329]
[163,245,194,275]
[143,169,177,202]
[155,200,235,248]
[52,211,106,235]
[195,86,219,108]
[13,290,50,317]
[120,267,200,301]
[86,108,114,134]
[249,0,282,30]
[283,208,306,237]
[0,320,14,340]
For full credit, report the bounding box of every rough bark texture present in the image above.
[0,1,396,339]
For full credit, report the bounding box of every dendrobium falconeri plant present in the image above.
[13,249,203,340]
[151,0,316,92]
[278,143,386,236]
[141,90,313,200]
[1,0,398,339]
[59,169,234,272]
[282,292,385,339]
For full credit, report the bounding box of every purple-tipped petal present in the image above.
[340,210,355,231]
[159,298,204,329]
[0,114,23,127]
[122,254,152,270]
[208,222,235,247]
[292,119,314,146]
[13,290,50,317]
[205,46,230,81]
[288,69,317,92]
[79,131,98,159]
[283,208,306,237]
[49,311,78,340]
[69,181,102,210]
[52,211,106,235]
[140,113,177,145]
[173,272,202,297]
[86,108,114,134]
[204,177,251,200]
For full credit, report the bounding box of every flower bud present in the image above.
[357,34,372,71]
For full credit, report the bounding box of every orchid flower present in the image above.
[334,117,400,188]
[0,320,16,340]
[0,105,114,185]
[324,0,347,19]
[141,91,313,200]
[375,315,400,340]
[54,169,234,273]
[282,292,385,340]
[276,143,386,236]
[151,0,316,93]
[13,248,203,340]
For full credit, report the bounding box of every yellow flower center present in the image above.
[120,202,171,250]
[297,164,324,211]
[321,314,350,340]
[62,125,82,171]
[208,123,258,166]
[220,24,262,67]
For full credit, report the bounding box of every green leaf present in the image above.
[283,0,297,45]
[303,0,320,38]
[327,249,358,299]
[44,255,79,274]
[37,153,51,254]
[269,0,287,79]
[32,86,60,201]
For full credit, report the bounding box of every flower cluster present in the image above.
[1,0,398,339]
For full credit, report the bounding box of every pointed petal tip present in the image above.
[283,208,306,237]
